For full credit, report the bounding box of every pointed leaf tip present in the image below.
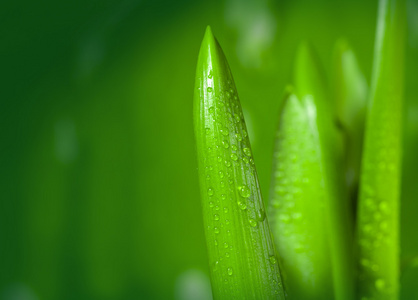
[200,25,216,52]
[205,25,213,37]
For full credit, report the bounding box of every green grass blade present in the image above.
[294,43,354,300]
[332,40,368,202]
[356,0,406,299]
[268,89,333,300]
[193,26,285,299]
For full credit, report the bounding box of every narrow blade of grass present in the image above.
[356,0,406,299]
[293,43,354,300]
[268,88,333,300]
[332,40,368,203]
[193,26,285,299]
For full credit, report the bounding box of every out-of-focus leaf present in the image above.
[356,0,406,299]
[293,43,354,300]
[269,88,333,300]
[332,39,368,204]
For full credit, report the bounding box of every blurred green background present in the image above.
[1,0,418,299]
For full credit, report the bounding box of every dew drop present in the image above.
[242,157,249,164]
[238,185,251,198]
[224,160,231,167]
[214,227,220,234]
[375,279,385,290]
[269,256,277,264]
[227,267,233,276]
[379,201,389,212]
[209,201,214,208]
[257,209,266,222]
[222,140,230,149]
[220,127,229,136]
[362,224,372,234]
[219,171,224,178]
[243,148,251,157]
[279,214,290,223]
[223,207,228,213]
[214,214,220,221]
[249,218,257,227]
[360,258,370,267]
[207,87,213,93]
[224,242,229,249]
[209,106,215,114]
[214,260,219,271]
[207,188,214,197]
[221,194,226,200]
[205,128,210,135]
[208,70,213,79]
[230,153,238,161]
[231,144,237,151]
[237,201,247,210]
[235,133,243,141]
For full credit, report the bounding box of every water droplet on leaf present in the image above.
[208,188,214,197]
[238,185,251,198]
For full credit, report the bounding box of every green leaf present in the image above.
[355,0,406,299]
[272,42,354,300]
[193,26,285,299]
[268,88,333,300]
[332,40,368,202]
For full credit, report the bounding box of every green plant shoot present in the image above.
[269,89,333,300]
[332,40,368,203]
[356,0,406,298]
[293,43,354,300]
[193,26,285,299]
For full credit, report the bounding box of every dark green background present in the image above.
[1,0,417,299]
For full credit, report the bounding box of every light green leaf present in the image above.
[268,89,333,300]
[193,26,285,299]
[332,39,368,203]
[272,42,354,300]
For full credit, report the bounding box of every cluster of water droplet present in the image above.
[270,98,326,252]
[356,110,401,297]
[199,68,280,292]
[357,182,395,297]
[267,96,336,291]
